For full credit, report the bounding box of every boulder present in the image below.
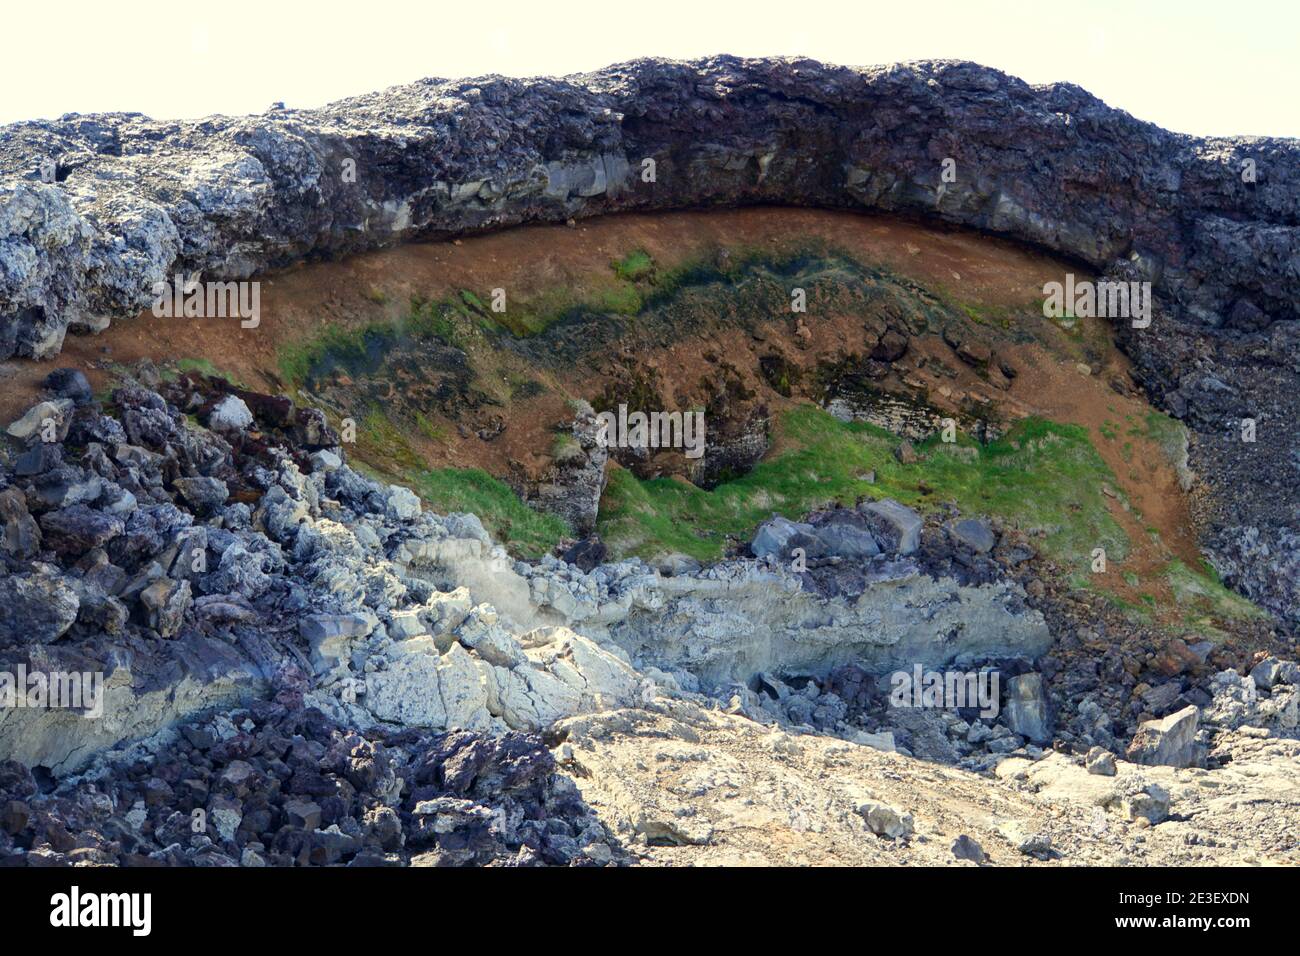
[856,800,913,839]
[14,442,62,477]
[140,577,192,638]
[750,515,817,560]
[43,368,93,404]
[0,487,42,558]
[385,485,421,521]
[1085,746,1117,776]
[366,641,494,731]
[6,399,73,440]
[208,395,254,432]
[951,834,985,864]
[0,568,80,644]
[309,450,342,473]
[811,516,881,559]
[1118,783,1171,824]
[1126,705,1200,768]
[300,612,376,673]
[858,499,922,555]
[38,505,124,558]
[1003,673,1051,743]
[172,477,229,514]
[950,518,996,554]
[1250,657,1297,690]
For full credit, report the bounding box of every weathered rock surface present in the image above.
[0,351,1296,864]
[0,705,626,867]
[555,703,1300,865]
[1126,705,1201,768]
[6,55,1296,620]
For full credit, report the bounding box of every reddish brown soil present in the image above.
[0,207,1066,418]
[0,207,1204,613]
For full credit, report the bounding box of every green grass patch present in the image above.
[414,412,449,445]
[277,296,484,388]
[612,249,655,282]
[410,468,569,558]
[1143,409,1190,467]
[164,358,243,388]
[1165,559,1268,630]
[355,407,424,472]
[598,404,1129,566]
[277,321,390,387]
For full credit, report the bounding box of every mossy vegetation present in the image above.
[1140,409,1190,467]
[274,242,938,391]
[1165,559,1268,633]
[410,468,569,559]
[599,404,1129,566]
[276,296,485,387]
[355,407,425,472]
[612,248,655,282]
[162,358,244,388]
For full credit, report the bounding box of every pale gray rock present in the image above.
[300,612,376,644]
[857,800,914,839]
[385,485,421,521]
[1126,705,1200,768]
[1003,673,1052,744]
[208,395,254,432]
[750,515,815,560]
[1118,782,1171,824]
[950,518,996,554]
[810,516,880,559]
[1085,746,1117,776]
[6,399,72,439]
[309,449,342,473]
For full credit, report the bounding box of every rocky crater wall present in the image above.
[3,56,1298,616]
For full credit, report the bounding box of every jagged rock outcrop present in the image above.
[0,707,627,867]
[3,55,1298,620]
[1,370,1296,864]
[0,370,1057,777]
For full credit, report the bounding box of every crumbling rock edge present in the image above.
[3,55,1297,354]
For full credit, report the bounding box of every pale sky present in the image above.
[3,0,1296,137]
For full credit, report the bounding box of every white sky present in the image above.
[4,0,1297,137]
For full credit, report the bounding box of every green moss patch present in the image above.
[599,404,1129,567]
[410,468,569,559]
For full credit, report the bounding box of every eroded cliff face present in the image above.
[1,59,1299,868]
[3,56,1297,621]
[3,56,1297,350]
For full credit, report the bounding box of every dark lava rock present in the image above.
[0,569,80,643]
[172,476,229,515]
[43,368,93,404]
[950,518,997,554]
[563,536,608,572]
[38,504,124,557]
